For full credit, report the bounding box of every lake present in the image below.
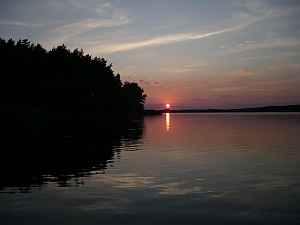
[1,113,299,225]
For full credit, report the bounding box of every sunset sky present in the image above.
[1,0,299,109]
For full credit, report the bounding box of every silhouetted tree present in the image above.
[121,81,147,111]
[0,37,147,114]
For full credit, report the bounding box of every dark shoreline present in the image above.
[144,104,300,115]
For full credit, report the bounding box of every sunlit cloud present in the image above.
[211,85,249,92]
[268,63,300,71]
[181,96,212,101]
[211,77,300,93]
[250,77,300,86]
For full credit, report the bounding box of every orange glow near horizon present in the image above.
[166,104,170,108]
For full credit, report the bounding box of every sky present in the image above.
[1,0,300,109]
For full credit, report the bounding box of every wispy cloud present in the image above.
[184,63,201,68]
[250,77,300,86]
[156,62,207,74]
[44,1,66,8]
[135,79,167,86]
[0,20,44,27]
[158,68,193,74]
[222,38,300,53]
[89,24,253,54]
[211,77,300,93]
[211,85,249,92]
[0,20,26,26]
[69,1,114,15]
[87,2,276,55]
[234,70,253,76]
[48,9,130,47]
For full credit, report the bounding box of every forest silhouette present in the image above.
[0,38,147,140]
[0,38,146,113]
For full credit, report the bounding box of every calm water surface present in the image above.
[1,113,300,225]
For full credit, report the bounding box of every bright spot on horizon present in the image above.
[166,104,170,108]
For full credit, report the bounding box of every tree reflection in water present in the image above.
[0,117,145,193]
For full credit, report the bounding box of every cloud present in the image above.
[87,2,278,55]
[0,20,26,26]
[55,14,129,32]
[234,70,253,76]
[48,9,130,47]
[89,25,253,54]
[123,77,168,86]
[137,80,202,90]
[135,79,166,86]
[250,77,300,86]
[211,85,249,92]
[184,63,201,68]
[181,94,238,102]
[210,76,300,93]
[44,1,66,8]
[235,41,256,47]
[69,1,114,15]
[138,79,150,85]
[118,66,136,75]
[155,62,207,74]
[181,96,207,101]
[223,38,300,53]
[219,3,300,54]
[159,68,192,74]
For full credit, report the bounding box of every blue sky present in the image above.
[1,0,299,109]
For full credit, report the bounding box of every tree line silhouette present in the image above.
[0,38,147,189]
[0,38,146,113]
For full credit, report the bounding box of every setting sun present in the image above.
[166,104,170,108]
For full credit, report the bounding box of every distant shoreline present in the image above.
[143,104,300,115]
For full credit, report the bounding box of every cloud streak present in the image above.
[48,9,130,47]
[88,4,274,55]
[89,24,254,54]
[211,77,300,92]
[222,38,300,54]
[0,20,27,26]
[69,1,114,15]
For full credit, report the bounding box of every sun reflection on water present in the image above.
[166,113,170,130]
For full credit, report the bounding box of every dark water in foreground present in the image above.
[1,113,300,225]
